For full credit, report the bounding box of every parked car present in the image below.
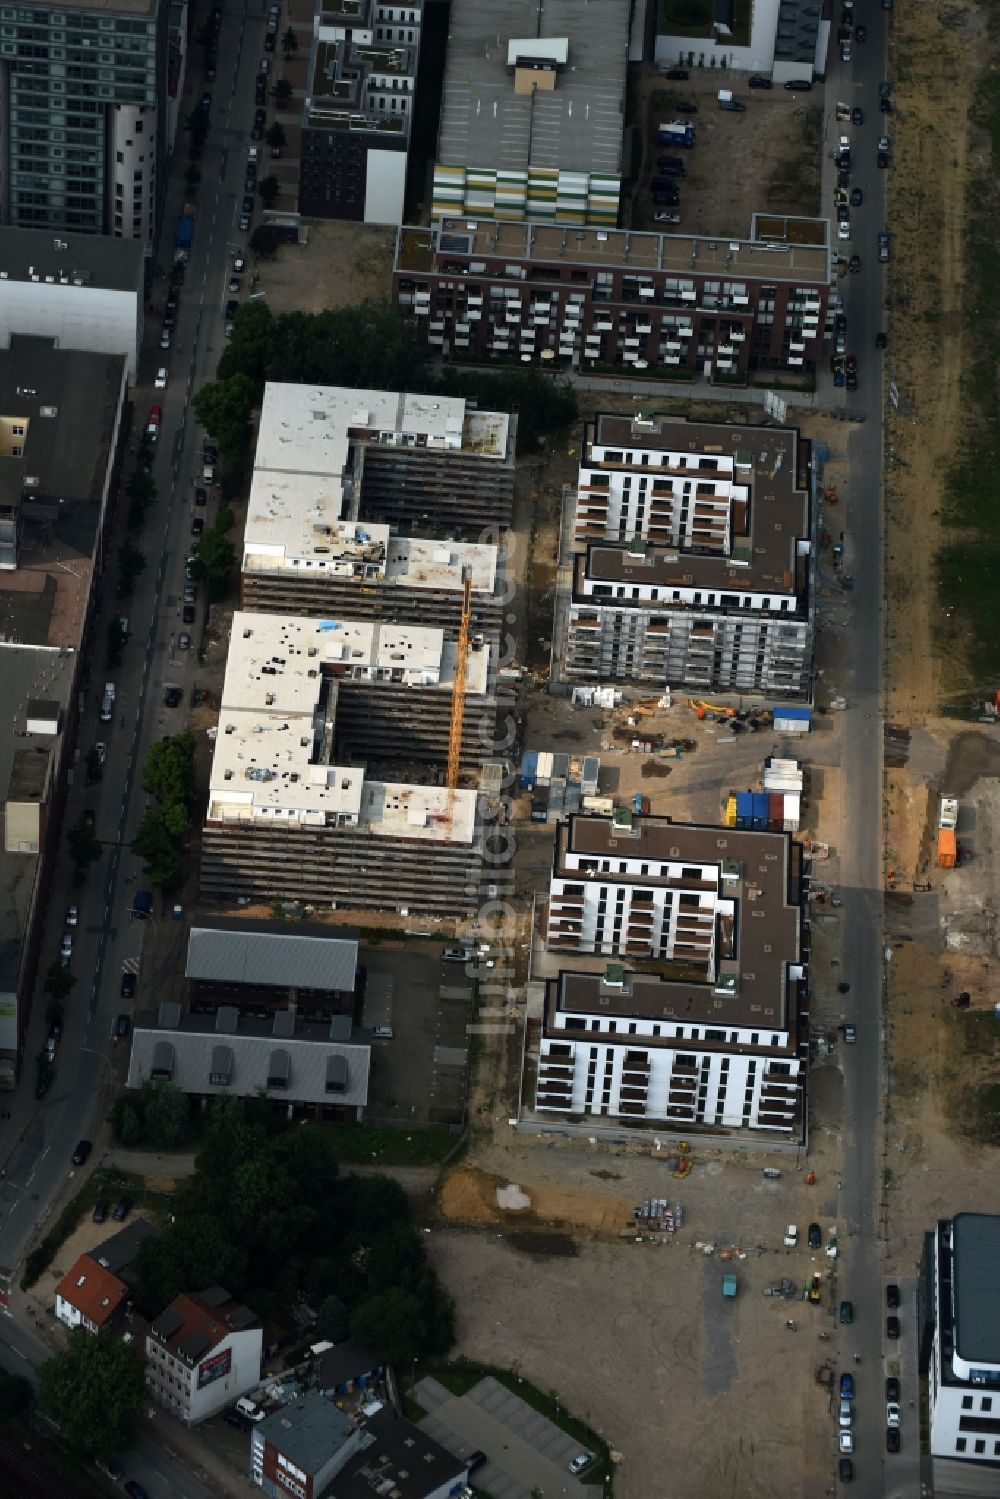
[199,92,211,113]
[240,212,251,231]
[444,948,473,963]
[254,107,266,128]
[662,67,689,80]
[886,1283,900,1308]
[877,134,891,166]
[264,28,275,49]
[65,904,78,927]
[886,1376,900,1402]
[120,971,137,999]
[183,605,196,625]
[194,486,207,508]
[851,106,864,125]
[808,1222,822,1248]
[886,1427,900,1453]
[838,218,851,241]
[784,78,812,91]
[228,276,241,294]
[183,582,197,603]
[191,517,204,536]
[568,1454,593,1476]
[115,1014,131,1039]
[60,932,73,957]
[839,1372,855,1401]
[159,327,171,350]
[878,230,890,262]
[654,211,681,224]
[838,1457,853,1483]
[838,1430,853,1455]
[83,809,96,829]
[886,1401,901,1429]
[850,186,863,206]
[467,1451,487,1473]
[876,330,887,350]
[748,75,772,89]
[234,254,247,272]
[96,1457,123,1481]
[840,1300,854,1324]
[843,1022,857,1043]
[163,686,183,708]
[839,1400,853,1429]
[72,1139,92,1166]
[178,631,192,651]
[154,366,168,389]
[92,1200,108,1224]
[849,254,861,273]
[113,1196,133,1221]
[225,1411,252,1431]
[887,1315,901,1339]
[676,100,698,113]
[124,1482,150,1499]
[855,23,867,40]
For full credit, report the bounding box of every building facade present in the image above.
[252,1391,364,1499]
[433,0,629,225]
[184,917,359,1019]
[655,0,828,82]
[924,1213,1000,1464]
[146,1288,262,1424]
[395,215,831,379]
[561,414,813,698]
[54,1253,128,1333]
[0,0,169,241]
[534,811,806,1133]
[299,0,422,225]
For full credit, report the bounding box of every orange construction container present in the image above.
[938,828,957,869]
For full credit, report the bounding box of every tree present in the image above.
[38,1332,146,1458]
[350,1288,428,1365]
[192,372,257,456]
[132,810,186,890]
[116,538,146,598]
[67,817,100,876]
[281,26,298,57]
[115,1102,143,1146]
[125,467,156,509]
[85,747,103,786]
[0,1372,32,1416]
[193,518,237,599]
[44,961,76,1002]
[142,1082,190,1149]
[258,175,280,208]
[106,617,124,668]
[250,224,281,260]
[273,77,292,108]
[215,303,277,387]
[265,121,286,151]
[317,1294,349,1343]
[143,733,197,811]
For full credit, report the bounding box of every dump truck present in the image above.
[937,827,957,868]
[939,796,959,830]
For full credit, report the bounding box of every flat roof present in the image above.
[258,1390,355,1473]
[208,621,478,844]
[225,612,490,707]
[436,0,628,175]
[401,217,830,285]
[952,1214,1000,1365]
[186,919,358,992]
[0,648,76,1005]
[550,815,802,1030]
[327,1408,467,1499]
[575,415,809,600]
[128,1011,371,1108]
[0,227,144,295]
[254,383,509,481]
[30,0,157,14]
[242,503,498,595]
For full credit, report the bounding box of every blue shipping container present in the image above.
[519,751,538,790]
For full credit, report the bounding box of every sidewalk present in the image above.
[140,1409,251,1499]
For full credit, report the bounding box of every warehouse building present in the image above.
[249,382,515,539]
[184,917,359,1020]
[923,1213,1000,1465]
[560,415,813,699]
[199,614,482,915]
[433,0,629,225]
[533,810,806,1133]
[394,215,831,378]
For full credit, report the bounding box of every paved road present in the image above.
[822,7,916,1499]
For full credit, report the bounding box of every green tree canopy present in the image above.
[193,517,237,599]
[317,1294,350,1343]
[132,810,186,890]
[349,1288,428,1365]
[273,77,292,107]
[250,225,281,260]
[258,175,280,208]
[143,732,196,811]
[44,961,77,1001]
[192,371,257,452]
[116,538,146,598]
[38,1331,146,1458]
[142,1081,191,1149]
[281,26,298,56]
[265,121,286,150]
[67,817,100,875]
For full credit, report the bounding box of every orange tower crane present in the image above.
[446,572,473,803]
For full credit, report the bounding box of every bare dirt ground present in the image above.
[626,67,821,236]
[878,0,1000,1274]
[252,220,396,316]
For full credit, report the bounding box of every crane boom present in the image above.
[446,573,473,795]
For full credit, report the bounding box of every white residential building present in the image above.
[563,413,813,698]
[535,810,805,1133]
[146,1288,262,1425]
[926,1214,1000,1464]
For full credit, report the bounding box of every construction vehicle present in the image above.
[689,698,736,719]
[723,1272,738,1297]
[445,573,473,822]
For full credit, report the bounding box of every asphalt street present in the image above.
[821,8,920,1499]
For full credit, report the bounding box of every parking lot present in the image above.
[626,66,823,236]
[360,943,473,1126]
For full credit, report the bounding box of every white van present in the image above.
[373,1026,394,1040]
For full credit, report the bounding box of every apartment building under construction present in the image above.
[200,613,485,914]
[560,413,814,698]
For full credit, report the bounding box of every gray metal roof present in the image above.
[127,1023,370,1108]
[0,226,144,294]
[186,923,358,993]
[257,1390,355,1474]
[952,1213,1000,1364]
[437,0,628,175]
